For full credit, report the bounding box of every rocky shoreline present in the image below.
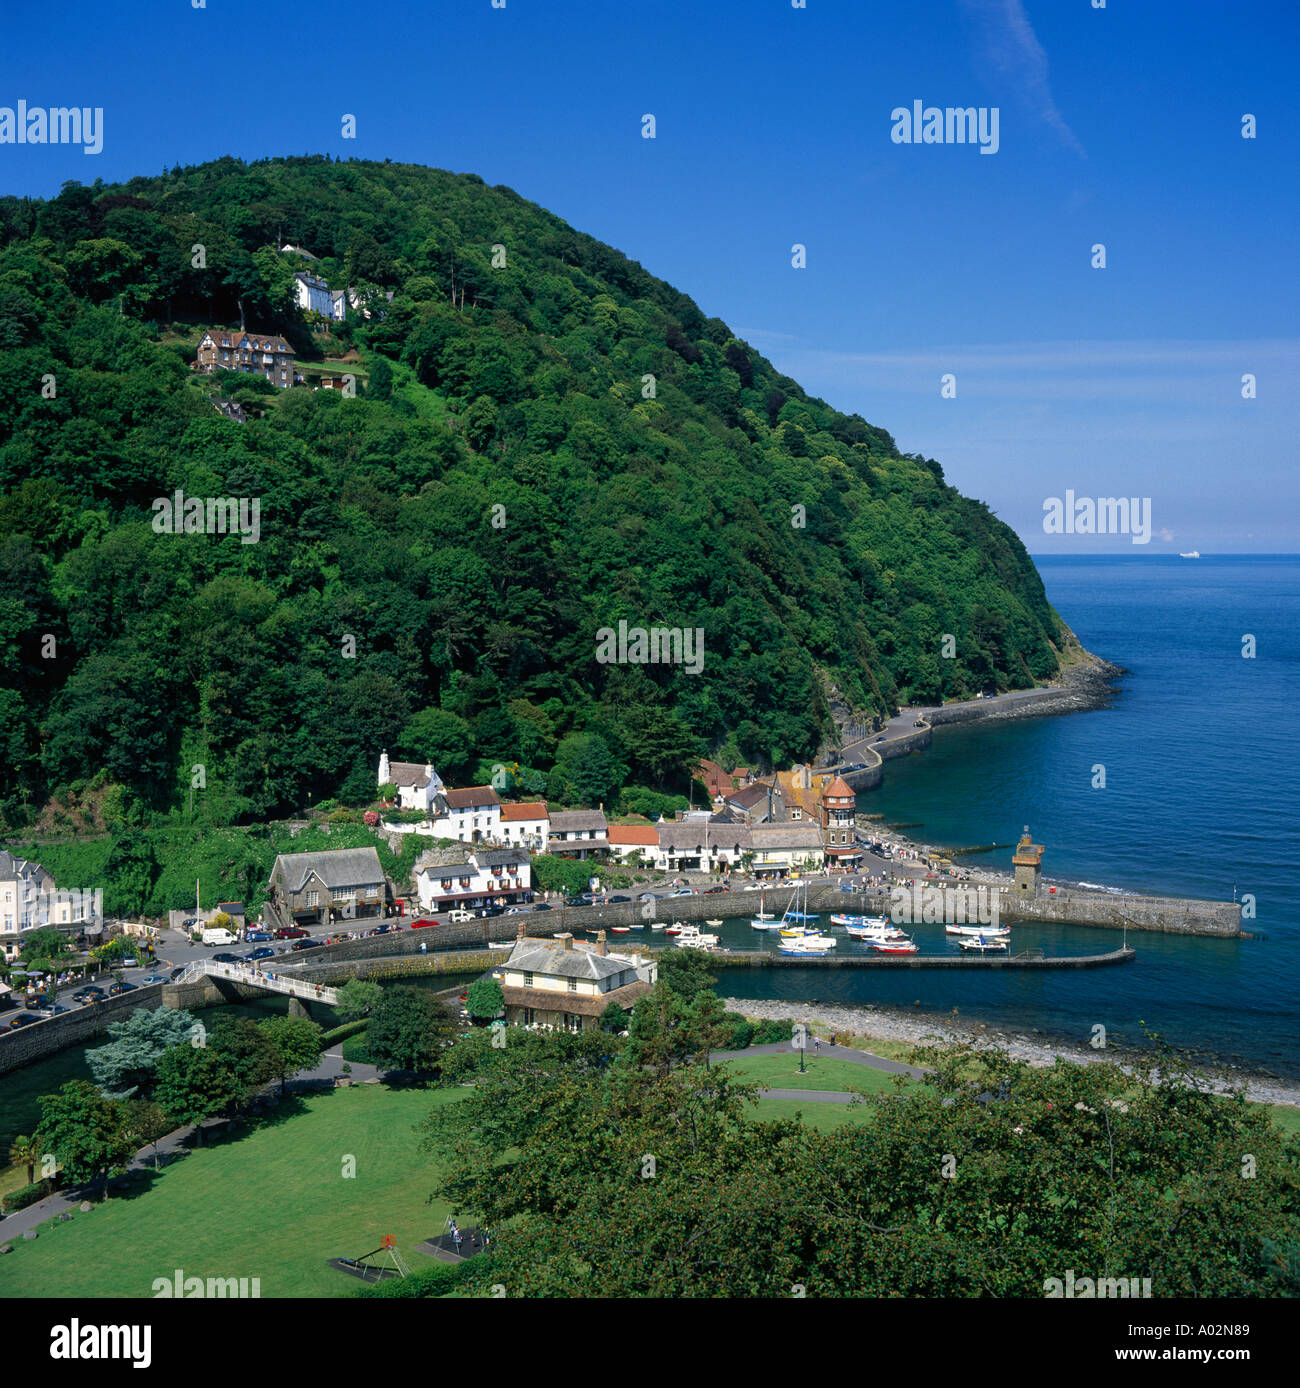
[725,996,1300,1111]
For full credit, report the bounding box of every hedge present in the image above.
[1,1178,55,1214]
[355,1254,496,1298]
[320,1019,369,1046]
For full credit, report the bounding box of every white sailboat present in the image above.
[749,886,779,929]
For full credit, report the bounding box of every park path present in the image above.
[0,1047,379,1246]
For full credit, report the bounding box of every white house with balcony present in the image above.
[414,846,531,912]
[546,810,609,860]
[498,801,549,851]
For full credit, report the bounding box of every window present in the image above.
[568,977,577,992]
[306,891,319,907]
[523,972,534,987]
[565,1013,582,1033]
[523,1007,535,1026]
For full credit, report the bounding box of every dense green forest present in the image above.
[0,155,1068,834]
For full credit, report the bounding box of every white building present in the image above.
[498,801,550,852]
[546,810,609,860]
[495,931,656,1033]
[292,272,335,319]
[0,852,102,960]
[414,846,531,912]
[378,751,446,812]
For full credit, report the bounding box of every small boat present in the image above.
[871,938,918,954]
[779,937,832,956]
[944,922,1009,937]
[958,934,1008,953]
[626,923,645,930]
[650,922,666,931]
[750,918,783,930]
[704,918,724,927]
[845,917,907,942]
[750,888,776,926]
[610,926,630,934]
[1179,550,1200,559]
[674,923,719,949]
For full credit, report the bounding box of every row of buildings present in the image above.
[0,851,103,963]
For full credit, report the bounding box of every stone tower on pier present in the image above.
[1012,826,1043,896]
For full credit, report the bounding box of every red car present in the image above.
[409,917,439,930]
[274,926,308,940]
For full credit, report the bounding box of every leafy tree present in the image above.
[465,977,505,1022]
[335,977,384,1021]
[598,1001,630,1034]
[18,928,72,966]
[85,1004,197,1099]
[364,985,455,1074]
[258,1015,324,1094]
[209,1015,281,1103]
[125,1098,172,1171]
[35,1080,135,1200]
[154,1043,240,1144]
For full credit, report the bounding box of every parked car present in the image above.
[669,888,694,897]
[244,929,271,942]
[874,735,887,743]
[119,955,139,969]
[7,1012,41,1029]
[409,917,440,930]
[36,1003,69,1017]
[182,917,198,927]
[108,982,136,996]
[292,937,324,951]
[563,896,586,907]
[168,967,188,981]
[704,887,728,895]
[211,953,243,964]
[73,985,106,1003]
[243,948,274,962]
[607,895,631,903]
[274,927,308,940]
[141,974,167,985]
[532,903,552,912]
[369,923,395,935]
[637,892,659,902]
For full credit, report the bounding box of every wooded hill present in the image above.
[0,155,1069,830]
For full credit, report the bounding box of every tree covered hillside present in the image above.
[0,155,1068,830]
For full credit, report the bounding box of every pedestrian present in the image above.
[453,1228,463,1256]
[830,1032,837,1046]
[814,1036,821,1053]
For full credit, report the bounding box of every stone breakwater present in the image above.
[724,997,1300,1111]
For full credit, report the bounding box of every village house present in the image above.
[723,781,780,824]
[546,810,609,860]
[747,823,826,877]
[694,758,756,804]
[495,930,655,1033]
[430,786,502,843]
[0,853,101,961]
[605,823,660,864]
[654,818,752,874]
[378,751,445,813]
[413,845,531,912]
[194,329,299,387]
[498,801,550,852]
[292,271,336,319]
[267,847,390,928]
[820,775,863,870]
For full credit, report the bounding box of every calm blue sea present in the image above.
[718,555,1300,1082]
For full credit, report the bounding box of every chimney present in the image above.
[558,932,574,950]
[594,930,607,956]
[516,918,527,941]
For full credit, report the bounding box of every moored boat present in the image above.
[870,936,918,954]
[958,933,1008,952]
[944,922,1009,937]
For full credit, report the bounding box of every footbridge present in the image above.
[174,959,341,1005]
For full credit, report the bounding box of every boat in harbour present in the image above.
[705,918,724,927]
[749,888,778,929]
[779,935,833,956]
[958,933,1009,953]
[870,936,918,954]
[944,922,1009,937]
[673,923,719,949]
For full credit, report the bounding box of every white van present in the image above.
[201,927,238,946]
[447,910,475,924]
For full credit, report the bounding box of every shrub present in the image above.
[355,1254,496,1298]
[320,1019,369,1046]
[1,1178,55,1214]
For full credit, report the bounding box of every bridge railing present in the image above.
[171,959,340,1005]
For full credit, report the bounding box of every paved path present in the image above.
[712,1039,927,1079]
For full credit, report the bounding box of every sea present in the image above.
[716,555,1300,1083]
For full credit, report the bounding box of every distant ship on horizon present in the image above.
[1179,550,1201,558]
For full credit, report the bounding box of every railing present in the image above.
[172,959,340,1005]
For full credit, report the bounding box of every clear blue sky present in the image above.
[3,0,1297,551]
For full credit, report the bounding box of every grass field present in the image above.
[0,1084,466,1299]
[748,1097,876,1131]
[718,1052,913,1096]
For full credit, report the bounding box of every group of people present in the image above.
[446,1217,490,1257]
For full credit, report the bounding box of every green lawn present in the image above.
[719,1052,912,1096]
[1267,1103,1300,1139]
[748,1097,876,1131]
[0,1084,467,1299]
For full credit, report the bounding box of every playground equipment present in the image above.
[328,1233,411,1282]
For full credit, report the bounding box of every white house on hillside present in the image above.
[378,751,446,812]
[414,846,531,912]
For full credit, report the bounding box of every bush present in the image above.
[320,1019,369,1046]
[340,1033,372,1064]
[752,1019,793,1045]
[723,1013,755,1049]
[355,1254,495,1298]
[1,1178,55,1214]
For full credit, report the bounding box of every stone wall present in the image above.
[998,888,1239,937]
[0,983,165,1077]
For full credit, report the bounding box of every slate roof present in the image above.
[549,811,608,833]
[656,821,751,852]
[441,786,501,810]
[503,939,633,981]
[726,784,770,811]
[272,847,385,893]
[0,852,51,885]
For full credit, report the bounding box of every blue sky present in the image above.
[2,0,1297,551]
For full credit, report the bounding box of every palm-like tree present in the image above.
[8,1134,39,1186]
